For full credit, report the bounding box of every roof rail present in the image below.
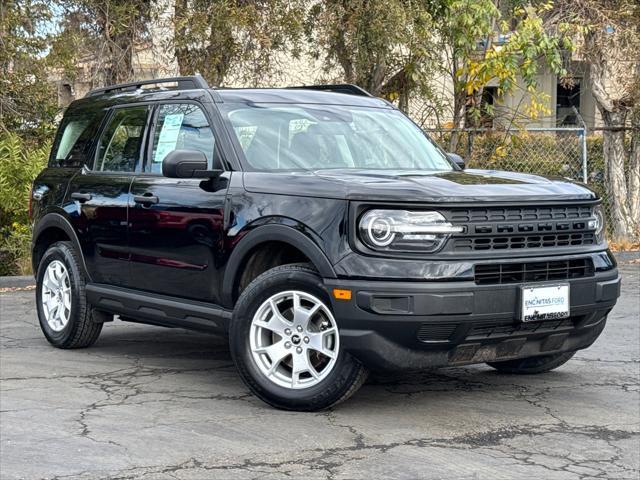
[85,75,210,97]
[290,84,372,97]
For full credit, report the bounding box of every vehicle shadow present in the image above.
[86,322,571,404]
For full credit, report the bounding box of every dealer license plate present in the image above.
[520,284,570,322]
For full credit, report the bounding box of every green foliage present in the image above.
[0,133,49,275]
[174,0,305,86]
[55,0,152,85]
[0,0,59,139]
[436,0,567,128]
[307,0,437,109]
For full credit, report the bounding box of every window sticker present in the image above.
[154,113,184,163]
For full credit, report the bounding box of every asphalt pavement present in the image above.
[1,264,638,480]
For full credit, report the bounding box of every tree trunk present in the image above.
[174,0,189,75]
[600,108,632,240]
[449,86,466,152]
[629,124,640,237]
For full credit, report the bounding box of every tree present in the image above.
[56,0,152,86]
[306,0,437,111]
[434,0,567,149]
[0,0,59,139]
[173,0,305,86]
[549,0,640,241]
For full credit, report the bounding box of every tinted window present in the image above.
[95,106,148,172]
[148,103,216,173]
[222,104,452,171]
[50,112,102,166]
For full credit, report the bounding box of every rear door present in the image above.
[128,101,230,303]
[66,105,150,287]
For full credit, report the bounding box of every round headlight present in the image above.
[594,206,604,236]
[364,213,396,247]
[358,209,463,253]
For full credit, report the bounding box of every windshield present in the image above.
[222,103,453,172]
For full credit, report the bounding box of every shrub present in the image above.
[0,133,49,276]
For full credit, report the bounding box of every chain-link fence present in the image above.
[425,127,621,236]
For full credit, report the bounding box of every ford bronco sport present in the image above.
[31,76,621,410]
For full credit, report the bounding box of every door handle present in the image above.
[133,194,159,205]
[71,192,92,202]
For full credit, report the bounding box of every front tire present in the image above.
[230,264,367,411]
[36,241,103,349]
[487,351,576,374]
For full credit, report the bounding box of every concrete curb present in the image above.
[615,251,640,264]
[0,275,35,288]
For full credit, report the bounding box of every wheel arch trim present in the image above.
[32,212,91,281]
[222,224,337,307]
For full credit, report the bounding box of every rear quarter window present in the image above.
[49,109,105,167]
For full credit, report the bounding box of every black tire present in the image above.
[230,263,368,411]
[487,351,576,374]
[35,241,103,349]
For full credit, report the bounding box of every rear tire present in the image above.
[36,241,103,349]
[230,264,368,411]
[487,351,576,374]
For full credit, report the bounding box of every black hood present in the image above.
[242,169,596,203]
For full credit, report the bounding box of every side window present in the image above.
[95,106,148,172]
[148,103,216,173]
[50,111,102,167]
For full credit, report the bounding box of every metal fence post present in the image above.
[573,106,588,184]
[580,128,588,184]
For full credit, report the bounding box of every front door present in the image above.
[128,102,230,303]
[66,105,149,287]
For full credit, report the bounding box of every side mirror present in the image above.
[162,150,222,178]
[447,152,466,170]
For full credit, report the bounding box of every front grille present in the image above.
[416,317,582,344]
[455,232,595,251]
[467,318,577,339]
[474,258,594,285]
[449,205,592,223]
[417,323,458,342]
[443,204,597,252]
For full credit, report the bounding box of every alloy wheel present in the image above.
[249,290,339,389]
[41,260,72,332]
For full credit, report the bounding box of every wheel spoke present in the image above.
[54,263,63,285]
[48,268,60,288]
[255,340,290,369]
[63,293,71,310]
[291,350,312,387]
[58,305,68,325]
[260,300,293,334]
[293,301,321,329]
[308,330,337,359]
[43,273,55,292]
[49,302,60,323]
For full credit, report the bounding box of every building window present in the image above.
[479,86,497,128]
[556,79,581,126]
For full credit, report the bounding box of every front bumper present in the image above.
[324,267,620,370]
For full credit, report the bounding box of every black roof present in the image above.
[69,76,391,111]
[215,88,391,107]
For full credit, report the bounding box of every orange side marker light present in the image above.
[333,289,352,301]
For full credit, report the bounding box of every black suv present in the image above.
[31,76,620,410]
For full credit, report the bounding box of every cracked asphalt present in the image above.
[1,264,638,480]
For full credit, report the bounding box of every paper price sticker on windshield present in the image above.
[154,113,184,163]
